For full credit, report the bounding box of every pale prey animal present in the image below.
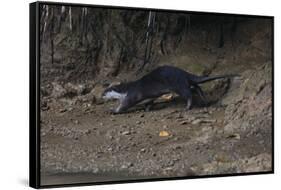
[102,65,235,114]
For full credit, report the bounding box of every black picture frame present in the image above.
[30,1,274,188]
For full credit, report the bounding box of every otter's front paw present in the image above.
[109,108,119,115]
[145,105,152,112]
[185,106,192,111]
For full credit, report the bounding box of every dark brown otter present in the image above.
[102,65,236,114]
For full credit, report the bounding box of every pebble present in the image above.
[189,116,195,121]
[180,121,188,125]
[59,108,67,113]
[140,148,146,153]
[203,119,217,123]
[176,113,184,119]
[192,119,202,125]
[136,121,141,125]
[122,131,131,135]
[226,133,241,140]
[121,162,133,169]
[84,108,90,113]
[84,129,91,135]
[41,106,49,111]
[175,145,182,150]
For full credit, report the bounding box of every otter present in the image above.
[102,65,235,114]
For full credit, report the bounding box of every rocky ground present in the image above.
[40,61,272,185]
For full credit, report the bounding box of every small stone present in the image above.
[108,135,113,140]
[121,162,133,169]
[180,121,188,125]
[140,148,146,153]
[189,116,195,121]
[175,145,182,150]
[92,168,99,173]
[41,106,49,111]
[74,120,79,124]
[203,119,216,123]
[59,108,67,113]
[122,131,131,135]
[226,133,241,140]
[192,119,202,125]
[163,167,173,171]
[84,129,91,135]
[67,107,73,112]
[136,121,141,125]
[140,113,144,118]
[84,108,90,112]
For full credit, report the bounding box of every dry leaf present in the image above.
[160,94,173,101]
[159,130,169,137]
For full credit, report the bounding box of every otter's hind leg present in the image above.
[186,95,192,110]
[177,88,193,110]
[143,98,155,111]
[193,85,207,105]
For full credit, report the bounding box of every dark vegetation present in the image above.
[40,5,269,83]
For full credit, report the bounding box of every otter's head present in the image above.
[102,84,127,100]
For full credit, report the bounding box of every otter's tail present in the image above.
[193,74,238,84]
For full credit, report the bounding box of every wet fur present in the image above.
[103,65,234,114]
